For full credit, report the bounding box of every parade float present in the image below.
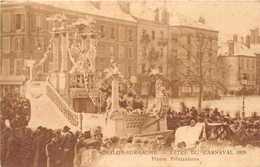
[25,14,173,138]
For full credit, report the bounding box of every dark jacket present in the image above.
[46,141,62,167]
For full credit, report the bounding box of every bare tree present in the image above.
[177,33,228,108]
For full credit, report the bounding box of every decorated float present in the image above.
[27,14,173,138]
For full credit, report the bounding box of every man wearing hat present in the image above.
[73,134,86,167]
[46,134,62,167]
[61,126,75,167]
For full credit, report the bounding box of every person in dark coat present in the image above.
[5,129,22,167]
[33,128,49,167]
[46,134,62,167]
[73,134,86,167]
[20,128,34,167]
[1,127,12,167]
[61,126,76,167]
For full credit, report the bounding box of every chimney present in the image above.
[250,29,255,44]
[241,37,244,44]
[117,1,130,14]
[228,40,234,56]
[246,35,250,48]
[90,1,100,9]
[233,34,238,42]
[255,27,259,43]
[160,3,168,24]
[154,8,159,22]
[199,16,205,24]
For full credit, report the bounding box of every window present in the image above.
[240,58,245,68]
[160,48,163,57]
[183,85,191,93]
[172,33,178,42]
[247,59,250,68]
[119,27,125,41]
[128,65,132,77]
[100,25,105,38]
[127,47,133,59]
[2,37,11,53]
[119,45,125,58]
[98,44,106,57]
[110,26,115,39]
[152,30,155,40]
[15,14,22,29]
[129,29,133,41]
[34,14,45,29]
[1,59,10,75]
[160,31,164,39]
[141,63,146,74]
[15,59,23,75]
[252,59,255,68]
[3,13,11,32]
[13,13,24,30]
[193,86,200,93]
[46,20,52,30]
[14,37,23,51]
[34,37,44,51]
[109,46,115,56]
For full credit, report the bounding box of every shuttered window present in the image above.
[3,13,11,32]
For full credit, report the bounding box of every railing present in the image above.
[45,82,79,127]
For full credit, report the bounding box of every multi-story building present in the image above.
[1,1,137,113]
[218,36,256,94]
[130,3,169,97]
[1,1,221,107]
[249,27,260,94]
[168,13,219,97]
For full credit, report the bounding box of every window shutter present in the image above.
[3,14,11,32]
[12,14,16,30]
[21,14,25,29]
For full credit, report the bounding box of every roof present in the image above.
[99,2,136,22]
[2,1,136,23]
[218,42,256,57]
[250,44,260,55]
[169,12,218,32]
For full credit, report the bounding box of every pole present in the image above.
[242,84,245,119]
[80,112,83,132]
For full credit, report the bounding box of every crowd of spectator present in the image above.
[166,102,260,146]
[1,94,31,130]
[1,95,260,167]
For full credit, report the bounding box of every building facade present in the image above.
[1,1,221,107]
[168,14,219,97]
[218,38,256,95]
[1,2,137,113]
[249,28,260,94]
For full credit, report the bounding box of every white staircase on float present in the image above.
[25,81,80,131]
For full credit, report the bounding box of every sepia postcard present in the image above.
[1,0,260,167]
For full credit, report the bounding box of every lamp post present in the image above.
[242,73,247,119]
